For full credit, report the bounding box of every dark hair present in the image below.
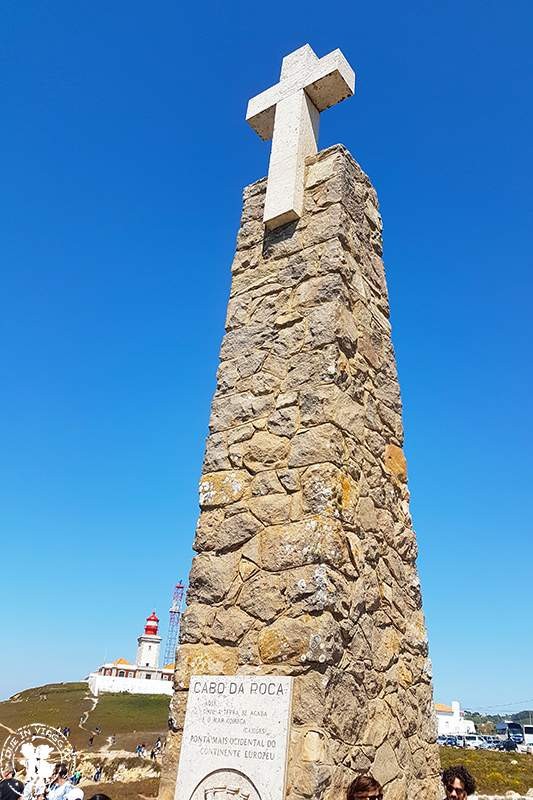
[442,766,476,795]
[53,764,69,779]
[87,795,112,800]
[347,775,382,799]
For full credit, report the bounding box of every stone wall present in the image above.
[159,145,440,800]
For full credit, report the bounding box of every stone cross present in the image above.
[246,44,355,230]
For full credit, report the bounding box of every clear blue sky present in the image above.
[1,0,532,711]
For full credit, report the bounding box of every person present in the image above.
[65,790,83,800]
[87,795,111,800]
[0,768,24,800]
[92,767,102,783]
[346,775,383,800]
[501,734,517,752]
[441,765,476,798]
[46,764,73,800]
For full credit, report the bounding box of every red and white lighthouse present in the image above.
[136,610,162,669]
[144,611,159,636]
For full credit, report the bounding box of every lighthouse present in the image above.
[136,611,161,669]
[88,609,174,696]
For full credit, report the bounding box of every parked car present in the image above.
[445,735,458,746]
[437,735,448,745]
[486,736,501,749]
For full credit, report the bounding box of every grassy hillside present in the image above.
[0,683,93,750]
[89,691,169,734]
[440,746,533,796]
[0,682,168,753]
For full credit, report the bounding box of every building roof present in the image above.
[435,703,453,713]
[163,663,175,671]
[113,658,132,665]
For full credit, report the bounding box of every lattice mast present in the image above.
[162,581,185,666]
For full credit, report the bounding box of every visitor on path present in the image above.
[92,767,102,783]
[346,775,383,800]
[87,794,111,800]
[70,771,81,787]
[441,766,476,798]
[0,769,24,800]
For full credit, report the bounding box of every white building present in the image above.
[435,700,476,736]
[88,611,174,696]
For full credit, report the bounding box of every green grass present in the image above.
[88,692,169,735]
[440,746,533,795]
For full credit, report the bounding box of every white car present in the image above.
[464,734,488,749]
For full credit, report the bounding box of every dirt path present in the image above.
[79,694,98,730]
[0,722,15,734]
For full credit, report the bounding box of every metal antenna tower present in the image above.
[163,580,185,666]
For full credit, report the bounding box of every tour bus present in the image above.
[523,725,533,746]
[495,721,525,744]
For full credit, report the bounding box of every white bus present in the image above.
[523,725,533,746]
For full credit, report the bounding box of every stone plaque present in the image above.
[174,675,293,800]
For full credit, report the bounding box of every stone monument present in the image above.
[160,44,440,800]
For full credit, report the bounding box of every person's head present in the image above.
[347,775,383,800]
[87,795,112,800]
[53,764,69,783]
[2,768,15,780]
[442,766,476,798]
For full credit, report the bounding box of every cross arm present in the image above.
[246,84,281,141]
[304,49,355,111]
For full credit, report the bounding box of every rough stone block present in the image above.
[174,643,239,689]
[288,423,344,467]
[259,516,349,571]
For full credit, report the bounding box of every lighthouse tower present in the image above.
[136,611,161,669]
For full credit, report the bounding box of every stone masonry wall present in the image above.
[159,145,440,800]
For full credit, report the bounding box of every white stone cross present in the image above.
[246,44,355,230]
